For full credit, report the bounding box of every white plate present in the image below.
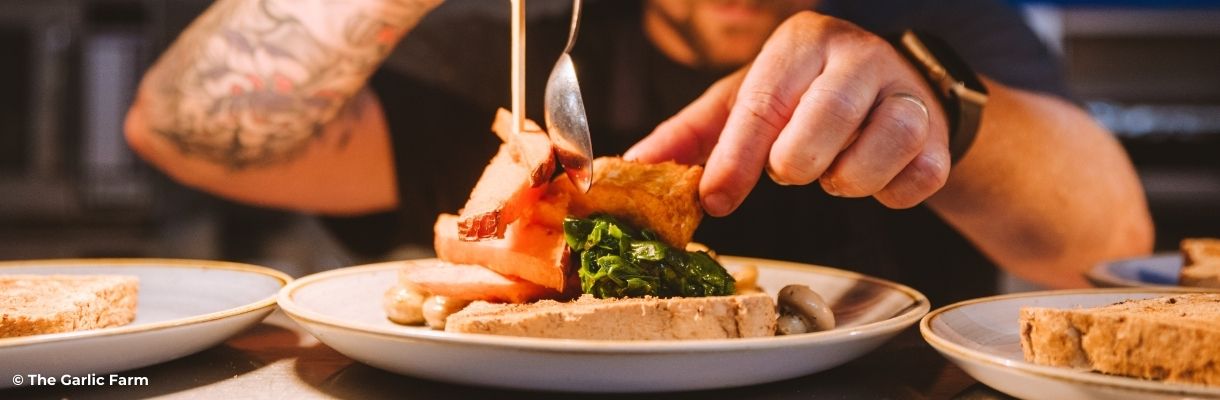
[278,256,930,392]
[1086,253,1183,288]
[922,288,1220,400]
[0,259,290,389]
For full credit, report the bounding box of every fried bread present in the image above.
[1019,293,1220,386]
[1,275,139,338]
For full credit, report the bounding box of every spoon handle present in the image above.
[511,0,526,135]
[563,0,582,54]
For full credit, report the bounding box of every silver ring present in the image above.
[890,93,930,121]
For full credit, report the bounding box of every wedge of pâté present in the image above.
[446,292,777,340]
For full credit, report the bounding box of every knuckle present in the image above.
[785,10,825,30]
[875,190,921,209]
[873,154,947,209]
[878,108,928,156]
[821,170,876,198]
[909,152,950,191]
[852,37,892,62]
[804,13,870,42]
[884,153,949,207]
[768,152,821,185]
[782,12,854,44]
[858,33,891,53]
[805,87,867,130]
[738,89,793,134]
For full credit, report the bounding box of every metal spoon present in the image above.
[544,0,593,193]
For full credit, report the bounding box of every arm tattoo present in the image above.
[146,0,437,169]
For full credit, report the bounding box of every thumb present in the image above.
[624,69,744,164]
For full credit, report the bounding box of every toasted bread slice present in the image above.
[1,275,138,338]
[1182,238,1220,266]
[1019,294,1220,386]
[457,110,555,241]
[435,214,571,291]
[398,261,560,303]
[490,108,555,186]
[1181,239,1220,288]
[549,157,703,248]
[456,145,548,240]
[1181,263,1220,289]
[446,292,776,340]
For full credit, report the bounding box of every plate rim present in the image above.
[920,287,1220,396]
[0,258,293,349]
[278,255,932,354]
[1084,252,1183,288]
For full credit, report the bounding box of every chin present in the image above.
[698,37,767,69]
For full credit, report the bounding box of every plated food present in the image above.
[923,289,1220,400]
[1180,238,1220,288]
[1020,293,1219,387]
[0,259,288,389]
[383,109,830,339]
[1,275,138,338]
[280,257,929,392]
[446,291,776,340]
[1087,238,1220,289]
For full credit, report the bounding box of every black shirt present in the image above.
[324,0,1070,306]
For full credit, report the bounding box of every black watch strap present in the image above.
[888,30,988,164]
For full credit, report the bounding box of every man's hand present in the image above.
[626,11,950,216]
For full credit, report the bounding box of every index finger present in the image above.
[700,26,826,216]
[624,70,744,165]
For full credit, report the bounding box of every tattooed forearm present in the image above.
[144,0,442,169]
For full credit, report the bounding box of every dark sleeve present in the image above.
[320,1,566,258]
[918,0,1072,100]
[823,0,1073,100]
[320,70,499,259]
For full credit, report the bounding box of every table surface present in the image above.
[6,311,1013,400]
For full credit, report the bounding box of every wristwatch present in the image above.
[889,30,988,164]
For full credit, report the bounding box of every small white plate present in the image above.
[922,288,1220,400]
[279,256,930,392]
[1086,253,1183,288]
[0,259,290,388]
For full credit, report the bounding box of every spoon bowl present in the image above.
[544,0,593,193]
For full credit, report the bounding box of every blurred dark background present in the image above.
[0,0,1217,282]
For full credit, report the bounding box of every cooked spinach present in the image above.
[563,215,735,298]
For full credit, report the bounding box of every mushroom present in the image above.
[383,285,429,325]
[775,285,835,335]
[422,295,472,330]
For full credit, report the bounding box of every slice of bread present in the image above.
[1181,238,1220,288]
[1181,264,1220,289]
[549,157,703,248]
[1019,294,1220,386]
[446,292,777,340]
[1182,238,1220,266]
[0,275,139,338]
[457,109,554,240]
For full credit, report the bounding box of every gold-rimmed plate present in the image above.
[278,256,930,392]
[922,288,1220,400]
[0,259,291,388]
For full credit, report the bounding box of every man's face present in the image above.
[645,0,816,70]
